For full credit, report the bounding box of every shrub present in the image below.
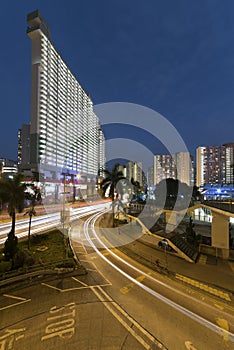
[4,231,18,261]
[55,259,76,269]
[12,250,27,269]
[0,261,11,274]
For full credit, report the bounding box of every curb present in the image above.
[175,273,233,302]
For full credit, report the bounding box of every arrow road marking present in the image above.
[185,340,198,350]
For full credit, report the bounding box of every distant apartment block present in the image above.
[18,124,30,171]
[224,143,234,184]
[174,152,194,186]
[147,165,154,188]
[153,152,193,186]
[26,10,105,197]
[153,155,176,185]
[196,144,234,186]
[124,161,143,185]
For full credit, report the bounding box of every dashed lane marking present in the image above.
[175,274,231,301]
[216,318,230,342]
[102,251,109,256]
[120,274,150,295]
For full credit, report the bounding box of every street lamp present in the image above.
[161,238,169,270]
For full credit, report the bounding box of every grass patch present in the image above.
[0,229,83,276]
[19,230,68,265]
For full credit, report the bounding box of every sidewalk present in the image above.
[139,233,234,295]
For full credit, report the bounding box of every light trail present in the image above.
[0,203,107,245]
[82,210,234,343]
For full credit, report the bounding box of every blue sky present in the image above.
[1,0,234,163]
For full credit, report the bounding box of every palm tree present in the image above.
[99,164,126,226]
[24,186,41,249]
[0,173,26,259]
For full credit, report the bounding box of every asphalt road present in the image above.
[0,210,234,350]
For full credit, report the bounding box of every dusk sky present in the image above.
[1,1,234,164]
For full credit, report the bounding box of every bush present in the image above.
[0,261,11,274]
[12,250,27,269]
[55,259,76,269]
[31,234,49,244]
[25,256,35,267]
[4,231,18,260]
[67,250,74,258]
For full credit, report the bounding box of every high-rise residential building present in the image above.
[153,152,194,186]
[196,145,226,187]
[153,155,176,185]
[224,143,234,184]
[18,124,30,171]
[174,152,194,186]
[26,10,105,196]
[98,127,105,172]
[147,165,154,188]
[124,161,143,185]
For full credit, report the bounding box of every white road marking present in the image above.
[3,294,27,301]
[0,295,31,311]
[72,277,88,287]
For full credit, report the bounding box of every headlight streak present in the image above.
[83,210,234,343]
[0,204,107,245]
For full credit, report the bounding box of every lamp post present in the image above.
[161,238,169,270]
[61,170,69,233]
[70,174,76,204]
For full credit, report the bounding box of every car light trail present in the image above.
[0,203,107,245]
[83,210,234,343]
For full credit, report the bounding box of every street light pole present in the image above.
[164,244,168,270]
[161,238,169,270]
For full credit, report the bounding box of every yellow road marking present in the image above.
[102,251,109,256]
[216,318,230,341]
[175,274,231,301]
[214,304,224,310]
[91,285,165,349]
[120,274,147,294]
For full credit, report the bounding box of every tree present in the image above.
[0,173,26,260]
[191,185,203,204]
[24,185,41,249]
[130,177,141,198]
[99,164,126,226]
[154,178,192,210]
[154,178,179,209]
